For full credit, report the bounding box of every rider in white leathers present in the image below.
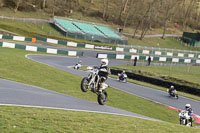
[74,60,82,70]
[97,59,110,92]
[119,70,126,80]
[184,104,193,124]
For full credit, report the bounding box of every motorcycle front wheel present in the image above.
[97,90,107,105]
[81,77,90,92]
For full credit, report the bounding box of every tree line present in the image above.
[0,0,200,40]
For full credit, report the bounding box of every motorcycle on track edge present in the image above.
[179,110,192,127]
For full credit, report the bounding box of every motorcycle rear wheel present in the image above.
[180,119,186,125]
[81,77,90,92]
[97,90,107,105]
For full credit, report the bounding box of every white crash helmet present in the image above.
[170,85,174,89]
[185,104,191,110]
[122,70,125,74]
[101,58,109,67]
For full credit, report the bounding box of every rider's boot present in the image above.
[189,117,193,127]
[98,83,108,93]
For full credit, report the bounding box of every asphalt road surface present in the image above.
[0,54,160,121]
[0,78,158,121]
[27,54,200,116]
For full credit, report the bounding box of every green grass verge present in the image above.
[0,106,200,133]
[128,36,200,51]
[0,47,187,124]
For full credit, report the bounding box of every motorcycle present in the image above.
[167,89,178,99]
[117,73,127,83]
[74,63,81,70]
[179,110,192,127]
[81,66,108,105]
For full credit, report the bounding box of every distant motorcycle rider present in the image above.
[74,60,82,70]
[184,104,193,125]
[119,70,126,80]
[169,85,175,95]
[97,58,111,92]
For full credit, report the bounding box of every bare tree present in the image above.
[52,0,55,17]
[139,0,160,40]
[196,1,200,26]
[102,0,106,18]
[161,0,181,39]
[123,0,129,13]
[123,0,134,29]
[118,0,125,24]
[183,0,196,29]
[42,0,46,9]
[102,0,109,19]
[14,0,21,13]
[0,0,4,7]
[119,0,130,25]
[132,0,151,38]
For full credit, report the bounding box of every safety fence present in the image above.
[97,53,200,64]
[1,34,200,59]
[36,36,200,59]
[0,41,83,56]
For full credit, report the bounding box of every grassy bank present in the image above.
[1,106,199,133]
[0,19,118,47]
[128,36,200,51]
[0,47,183,123]
[0,7,50,19]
